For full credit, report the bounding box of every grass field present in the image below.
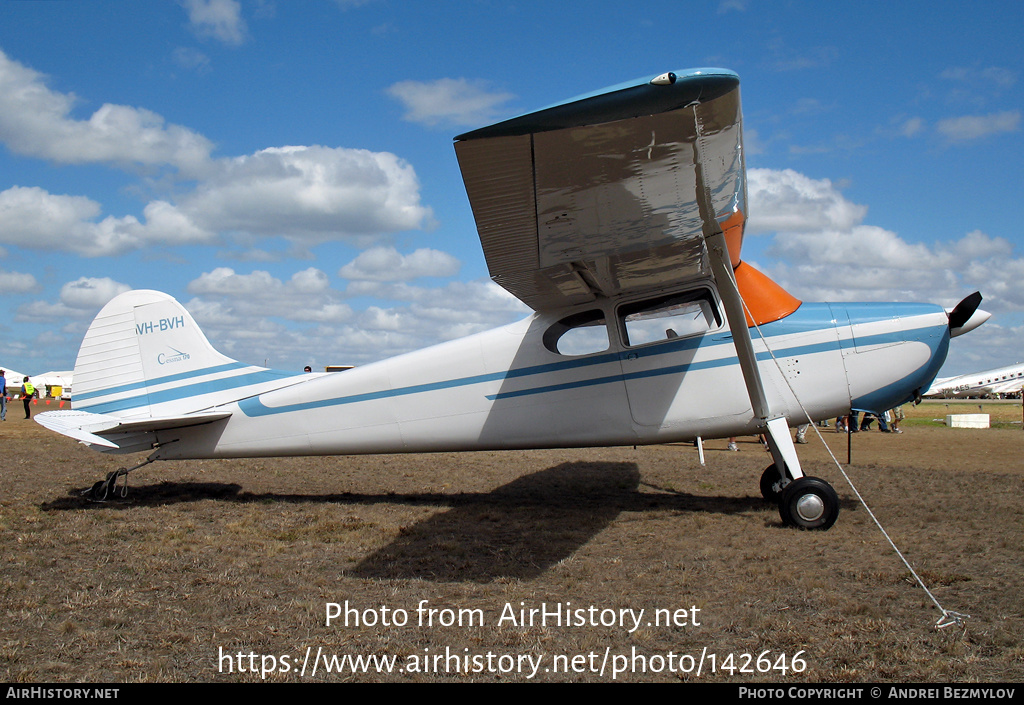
[2,406,1022,682]
[902,399,1024,429]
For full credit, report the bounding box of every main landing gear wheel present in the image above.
[759,463,792,503]
[778,476,839,530]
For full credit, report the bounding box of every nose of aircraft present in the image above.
[831,299,954,413]
[946,291,990,338]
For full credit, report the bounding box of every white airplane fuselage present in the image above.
[108,294,948,461]
[925,362,1024,398]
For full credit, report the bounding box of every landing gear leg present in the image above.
[85,455,157,501]
[759,416,803,502]
[761,416,804,483]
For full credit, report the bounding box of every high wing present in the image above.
[456,68,807,484]
[454,69,749,312]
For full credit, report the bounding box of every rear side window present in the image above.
[543,310,610,356]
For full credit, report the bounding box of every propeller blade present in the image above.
[948,291,982,331]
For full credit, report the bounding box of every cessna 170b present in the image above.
[36,68,988,530]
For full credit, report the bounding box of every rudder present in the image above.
[72,290,241,419]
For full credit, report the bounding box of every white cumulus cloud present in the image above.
[746,168,867,234]
[0,271,38,294]
[339,246,460,282]
[60,277,132,309]
[0,142,436,256]
[747,168,1024,315]
[178,146,435,242]
[181,0,248,46]
[0,186,215,257]
[0,49,213,172]
[936,111,1020,142]
[387,78,516,128]
[0,50,435,258]
[186,267,352,324]
[16,276,131,321]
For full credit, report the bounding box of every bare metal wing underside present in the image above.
[455,69,745,310]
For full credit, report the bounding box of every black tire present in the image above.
[759,463,791,503]
[88,480,108,501]
[779,476,839,530]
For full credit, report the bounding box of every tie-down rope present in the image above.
[742,300,969,629]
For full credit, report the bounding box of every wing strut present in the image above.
[693,108,804,482]
[705,229,803,480]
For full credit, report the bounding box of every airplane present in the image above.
[35,67,990,530]
[924,362,1024,398]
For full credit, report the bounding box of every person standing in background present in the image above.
[21,376,35,419]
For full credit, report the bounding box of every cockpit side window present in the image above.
[543,309,610,356]
[619,289,721,348]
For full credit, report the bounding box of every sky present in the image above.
[0,0,1020,378]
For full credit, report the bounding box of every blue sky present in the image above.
[0,0,1020,377]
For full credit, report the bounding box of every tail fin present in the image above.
[72,290,236,417]
[71,290,297,420]
[38,290,302,453]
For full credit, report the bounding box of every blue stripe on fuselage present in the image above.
[238,304,948,417]
[77,366,301,415]
[74,362,251,402]
[76,303,947,419]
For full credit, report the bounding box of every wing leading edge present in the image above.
[455,68,756,312]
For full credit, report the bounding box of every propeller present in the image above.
[947,291,990,338]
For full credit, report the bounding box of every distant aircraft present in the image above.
[925,362,1024,398]
[36,68,989,530]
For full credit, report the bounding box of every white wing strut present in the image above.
[705,230,804,481]
[694,109,804,482]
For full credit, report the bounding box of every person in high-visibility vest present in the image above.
[21,377,35,419]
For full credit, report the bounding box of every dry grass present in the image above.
[1,402,1022,682]
[902,399,1024,429]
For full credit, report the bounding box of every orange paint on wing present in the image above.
[734,261,801,327]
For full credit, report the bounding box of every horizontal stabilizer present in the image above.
[35,409,231,449]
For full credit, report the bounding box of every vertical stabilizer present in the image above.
[72,290,246,419]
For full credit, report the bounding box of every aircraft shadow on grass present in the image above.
[41,461,857,582]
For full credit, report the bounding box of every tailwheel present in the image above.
[86,469,128,501]
[778,476,839,530]
[759,463,792,503]
[82,454,157,501]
